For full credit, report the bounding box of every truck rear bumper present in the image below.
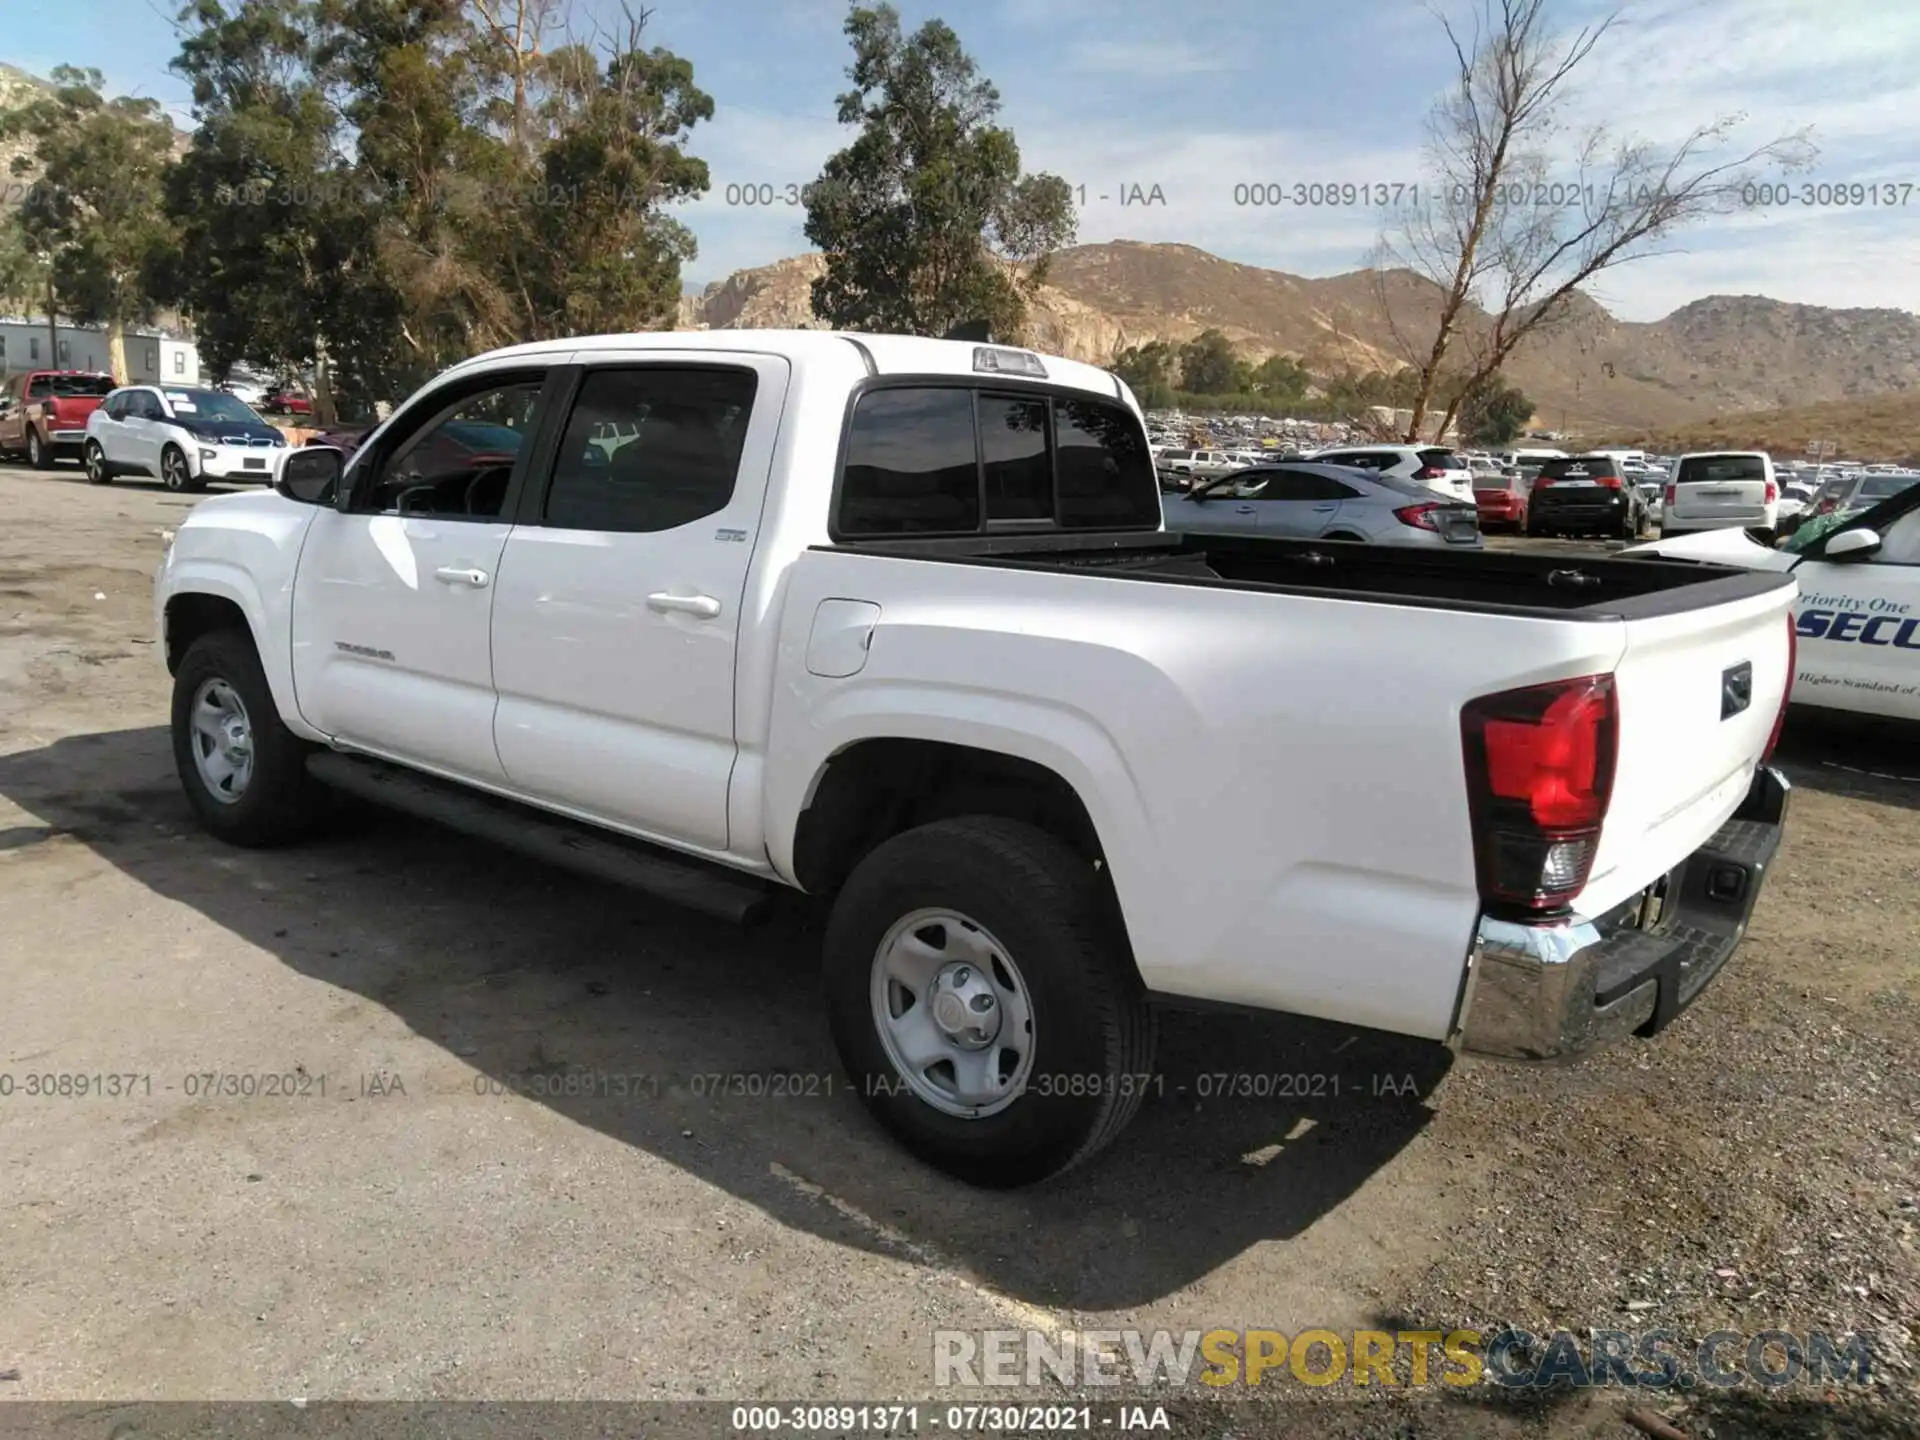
[1457,765,1789,1061]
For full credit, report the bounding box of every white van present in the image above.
[1661,452,1779,540]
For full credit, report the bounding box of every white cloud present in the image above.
[1067,39,1235,76]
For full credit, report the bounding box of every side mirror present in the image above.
[276,445,343,505]
[1823,527,1881,561]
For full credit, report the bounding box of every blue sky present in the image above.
[9,0,1920,319]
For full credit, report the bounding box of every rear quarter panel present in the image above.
[765,549,1635,1041]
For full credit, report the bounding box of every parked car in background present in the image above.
[1774,481,1817,535]
[1803,470,1920,528]
[1525,454,1651,539]
[0,370,117,468]
[1473,470,1530,531]
[1163,462,1482,547]
[264,385,314,416]
[85,385,288,491]
[303,422,374,458]
[1304,444,1474,502]
[1660,452,1780,540]
[1629,475,1920,723]
[219,377,269,407]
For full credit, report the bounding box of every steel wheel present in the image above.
[187,677,255,804]
[27,429,44,467]
[162,446,190,491]
[869,907,1036,1119]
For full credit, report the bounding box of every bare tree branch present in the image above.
[1375,0,1816,443]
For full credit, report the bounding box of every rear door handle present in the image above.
[647,592,722,619]
[1311,503,1337,512]
[1235,505,1256,514]
[434,566,490,587]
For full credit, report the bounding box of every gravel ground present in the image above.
[0,462,1914,1439]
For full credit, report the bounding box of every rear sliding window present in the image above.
[1538,455,1622,479]
[1677,455,1767,484]
[837,386,1158,536]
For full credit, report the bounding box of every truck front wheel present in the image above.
[171,629,328,847]
[823,816,1156,1188]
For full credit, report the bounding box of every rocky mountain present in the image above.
[1,62,191,211]
[678,240,1920,439]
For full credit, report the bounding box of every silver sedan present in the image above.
[1161,462,1483,547]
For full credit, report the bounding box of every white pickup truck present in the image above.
[155,331,1797,1186]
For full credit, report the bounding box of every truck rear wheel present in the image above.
[823,816,1156,1188]
[171,629,328,847]
[27,427,52,469]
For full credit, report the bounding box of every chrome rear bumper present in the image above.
[1458,766,1790,1061]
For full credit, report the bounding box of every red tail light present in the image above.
[1461,674,1619,914]
[1412,466,1447,481]
[1533,473,1555,488]
[1598,473,1622,489]
[1394,502,1444,531]
[1763,612,1795,762]
[1764,481,1777,504]
[1665,483,1676,506]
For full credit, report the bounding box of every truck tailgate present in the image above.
[1580,583,1794,915]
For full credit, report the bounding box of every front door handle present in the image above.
[1235,505,1256,514]
[1312,503,1338,512]
[434,566,490,587]
[647,592,722,619]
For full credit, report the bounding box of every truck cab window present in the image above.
[1055,396,1157,528]
[544,368,759,534]
[980,394,1050,520]
[363,380,543,519]
[840,388,981,535]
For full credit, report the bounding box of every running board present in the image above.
[305,751,778,925]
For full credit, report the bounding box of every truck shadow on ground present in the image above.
[0,725,1451,1312]
[1773,710,1920,814]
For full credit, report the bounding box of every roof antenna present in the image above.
[942,319,993,342]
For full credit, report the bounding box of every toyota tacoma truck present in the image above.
[154,331,1796,1187]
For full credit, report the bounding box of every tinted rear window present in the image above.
[1677,455,1767,484]
[839,389,982,535]
[838,387,1157,536]
[1538,455,1622,479]
[1417,448,1462,469]
[1054,397,1158,527]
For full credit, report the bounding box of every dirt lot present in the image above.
[0,461,1915,1439]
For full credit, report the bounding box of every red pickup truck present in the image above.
[0,370,117,468]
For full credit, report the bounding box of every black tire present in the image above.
[823,816,1156,1188]
[27,427,52,469]
[171,629,328,847]
[83,440,112,485]
[160,443,202,493]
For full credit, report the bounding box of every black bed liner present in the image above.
[820,529,1793,621]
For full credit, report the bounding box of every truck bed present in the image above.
[824,529,1793,620]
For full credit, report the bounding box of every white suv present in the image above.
[1306,444,1474,501]
[1660,452,1779,540]
[85,385,289,492]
